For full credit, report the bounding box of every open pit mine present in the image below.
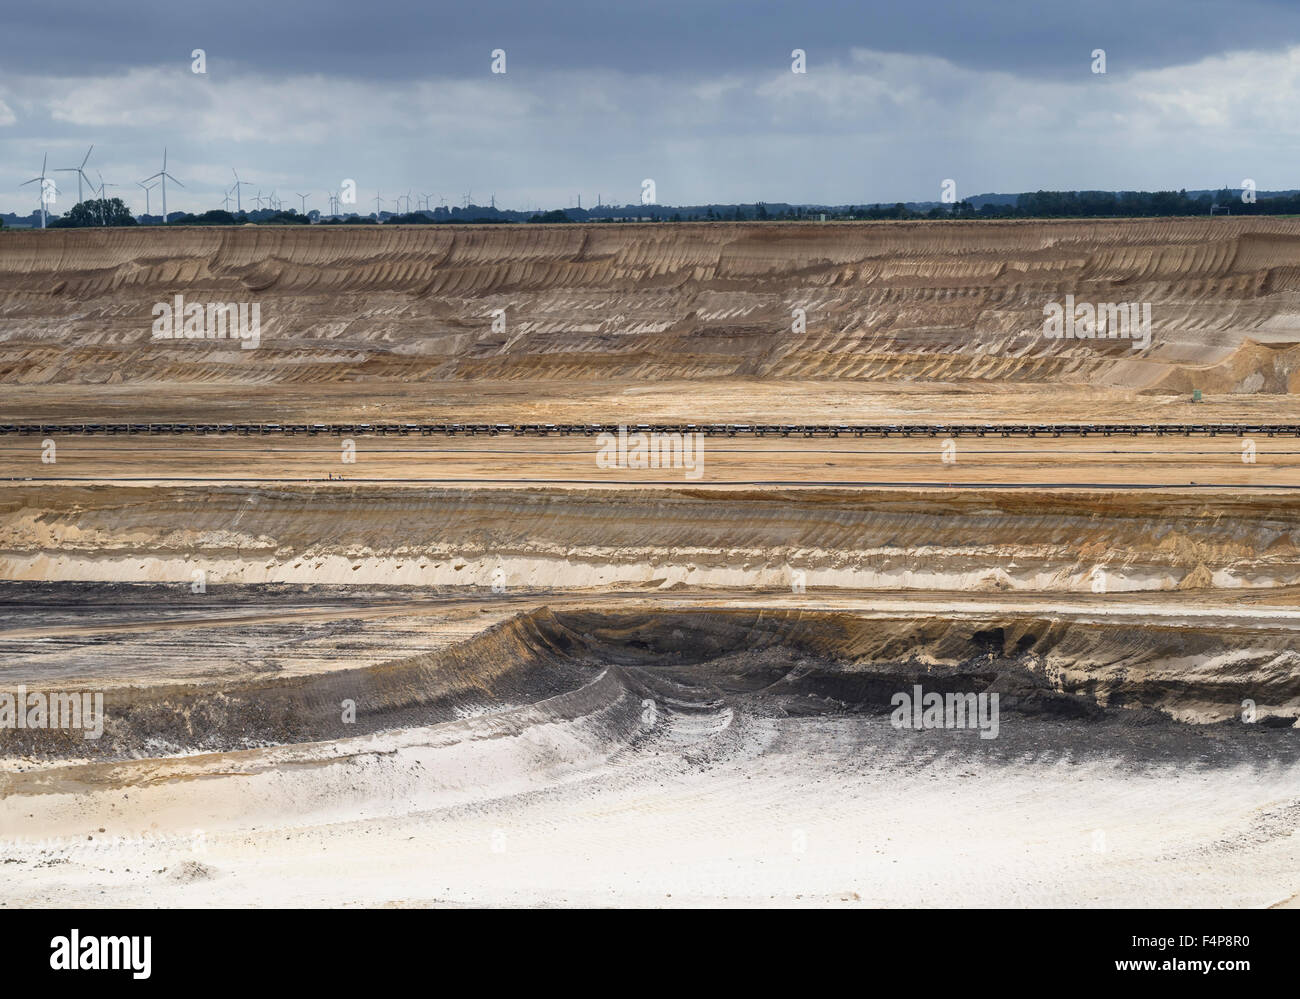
[1,219,1298,908]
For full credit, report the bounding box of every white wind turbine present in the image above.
[326,191,339,214]
[20,154,55,229]
[296,192,310,214]
[137,180,159,217]
[94,171,121,224]
[231,168,253,213]
[55,145,95,204]
[141,149,183,223]
[222,187,234,212]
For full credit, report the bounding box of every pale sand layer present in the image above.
[3,586,1297,906]
[5,482,1300,593]
[3,678,1297,908]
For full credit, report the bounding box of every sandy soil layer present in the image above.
[6,381,1300,425]
[4,482,1300,593]
[4,434,1300,488]
[5,219,1300,424]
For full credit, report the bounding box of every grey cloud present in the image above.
[8,0,1300,79]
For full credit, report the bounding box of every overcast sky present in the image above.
[3,0,1299,215]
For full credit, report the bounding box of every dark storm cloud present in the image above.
[12,0,1300,80]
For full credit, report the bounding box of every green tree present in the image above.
[52,198,137,227]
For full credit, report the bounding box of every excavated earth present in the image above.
[4,218,1300,422]
[1,221,1298,907]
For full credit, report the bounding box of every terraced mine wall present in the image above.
[2,219,1300,397]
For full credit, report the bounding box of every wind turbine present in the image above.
[94,171,121,224]
[55,145,94,204]
[138,180,159,217]
[95,171,120,196]
[251,190,265,210]
[374,192,384,219]
[231,168,253,213]
[141,149,183,223]
[222,187,234,212]
[20,154,55,229]
[267,189,280,211]
[296,192,309,214]
[326,191,339,214]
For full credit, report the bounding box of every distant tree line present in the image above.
[23,188,1300,229]
[835,189,1300,220]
